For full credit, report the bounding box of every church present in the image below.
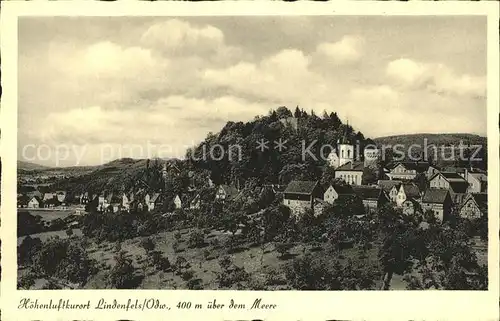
[327,133,380,186]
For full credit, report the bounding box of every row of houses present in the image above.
[17,191,68,209]
[282,178,487,222]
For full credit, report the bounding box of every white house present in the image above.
[173,194,182,209]
[460,193,487,219]
[466,171,487,193]
[323,184,355,204]
[27,196,41,209]
[396,184,421,207]
[334,161,364,185]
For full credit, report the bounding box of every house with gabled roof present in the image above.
[352,185,388,212]
[387,162,430,181]
[283,180,321,217]
[43,192,56,202]
[173,194,182,209]
[27,196,41,209]
[215,185,239,202]
[460,193,487,219]
[323,184,355,204]
[396,183,421,207]
[334,161,364,185]
[421,188,452,222]
[429,172,469,194]
[377,180,402,203]
[466,171,487,193]
[189,193,201,210]
[146,192,162,211]
[56,191,67,204]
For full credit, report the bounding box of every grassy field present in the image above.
[18,227,405,290]
[18,227,487,290]
[17,229,83,246]
[25,209,74,222]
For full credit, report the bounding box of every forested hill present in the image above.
[186,106,374,186]
[374,133,486,147]
[373,133,487,169]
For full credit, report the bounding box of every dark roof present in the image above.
[377,180,402,193]
[330,184,355,195]
[448,181,469,194]
[401,184,420,199]
[352,186,382,200]
[422,189,450,204]
[284,180,319,195]
[150,193,161,203]
[17,195,30,205]
[392,162,430,172]
[440,172,466,181]
[335,161,364,172]
[30,196,42,203]
[442,166,466,174]
[471,193,488,210]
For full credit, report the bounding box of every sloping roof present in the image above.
[422,189,449,204]
[284,180,318,195]
[18,195,30,205]
[449,181,469,194]
[440,172,467,181]
[43,192,56,201]
[469,172,487,184]
[150,193,161,203]
[330,184,355,196]
[392,162,430,172]
[401,184,420,199]
[471,193,488,211]
[377,180,401,193]
[190,194,201,205]
[442,166,466,174]
[352,186,382,200]
[29,196,42,203]
[56,192,66,202]
[335,161,364,172]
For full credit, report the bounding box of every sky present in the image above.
[18,16,487,167]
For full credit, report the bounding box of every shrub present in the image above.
[181,270,195,281]
[108,251,137,289]
[174,231,182,242]
[275,242,293,259]
[140,237,155,253]
[188,229,205,248]
[216,256,249,289]
[18,272,36,289]
[186,278,203,290]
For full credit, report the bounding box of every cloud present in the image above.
[203,48,331,104]
[140,19,242,64]
[315,35,364,65]
[386,58,486,98]
[25,95,270,147]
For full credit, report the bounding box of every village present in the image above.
[17,138,488,225]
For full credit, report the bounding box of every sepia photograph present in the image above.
[15,15,489,292]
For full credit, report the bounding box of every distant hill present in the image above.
[373,133,487,169]
[32,106,373,194]
[48,157,183,196]
[373,133,486,147]
[18,161,52,171]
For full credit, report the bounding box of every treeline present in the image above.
[188,106,374,186]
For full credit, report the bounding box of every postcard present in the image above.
[1,1,499,320]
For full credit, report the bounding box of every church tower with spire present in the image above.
[337,119,354,167]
